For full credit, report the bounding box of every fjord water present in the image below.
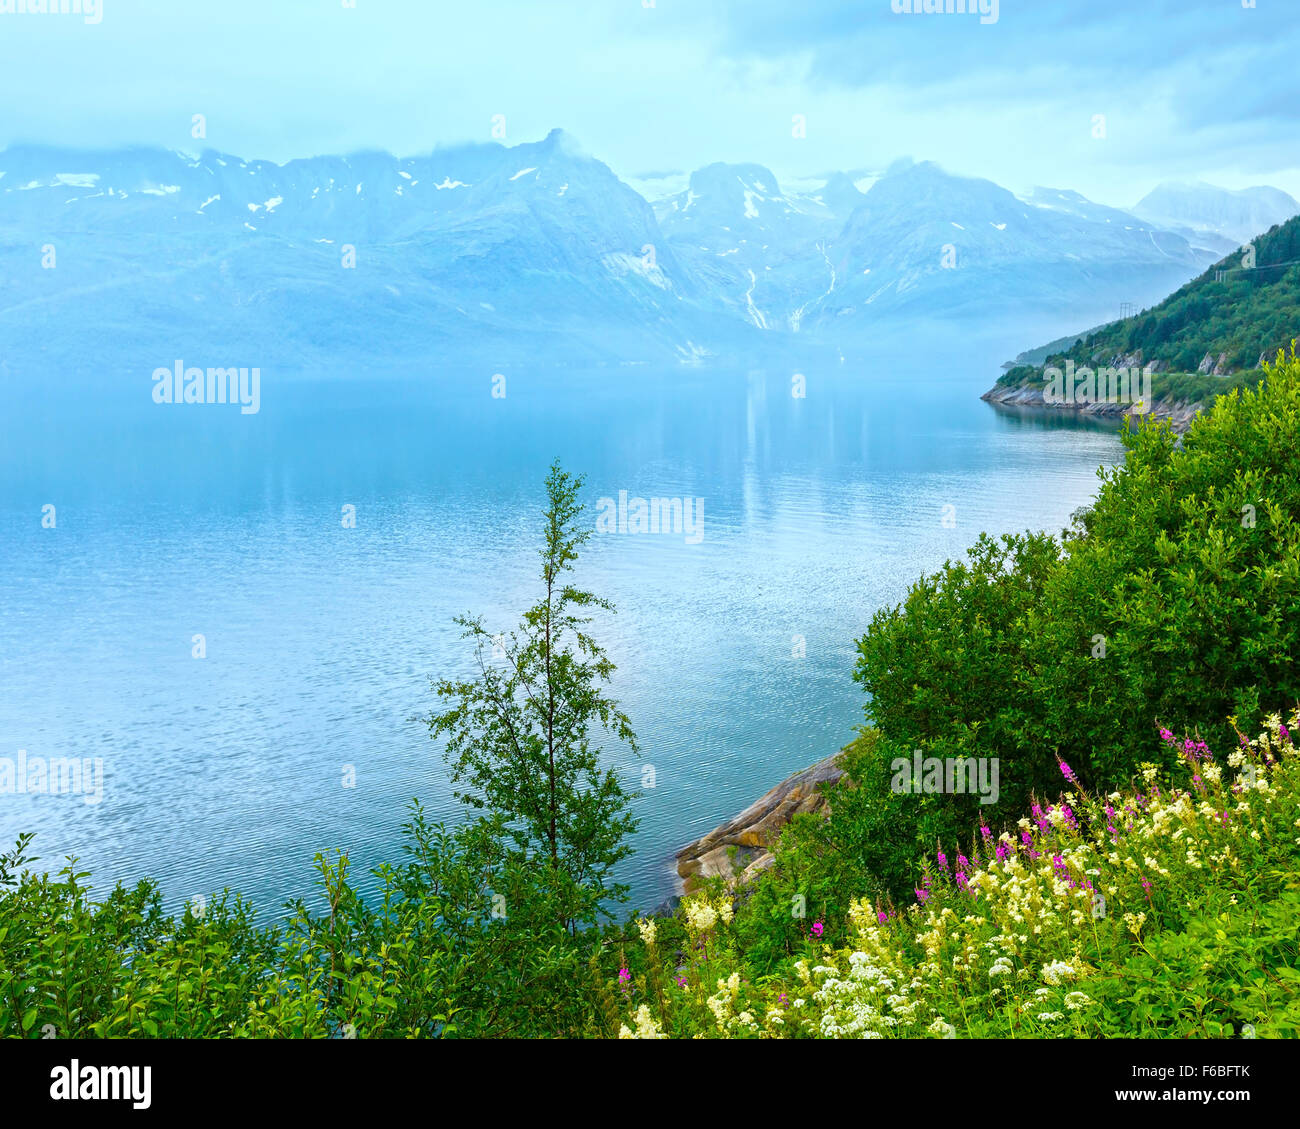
[0,351,1122,915]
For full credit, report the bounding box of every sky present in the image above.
[1,0,1298,206]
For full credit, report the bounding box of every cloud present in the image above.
[706,0,1300,130]
[0,0,1297,203]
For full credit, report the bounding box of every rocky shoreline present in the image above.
[673,751,846,894]
[980,380,1203,431]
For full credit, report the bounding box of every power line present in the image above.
[1214,257,1300,282]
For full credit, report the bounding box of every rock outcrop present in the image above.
[980,380,1203,432]
[675,752,845,892]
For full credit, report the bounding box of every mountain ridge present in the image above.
[2,132,1290,371]
[982,212,1300,428]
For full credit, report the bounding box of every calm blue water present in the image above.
[0,347,1123,917]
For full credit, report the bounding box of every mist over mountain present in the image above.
[1,132,1285,374]
[790,162,1216,335]
[1132,181,1300,254]
[0,129,748,373]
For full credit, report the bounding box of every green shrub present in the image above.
[854,346,1300,855]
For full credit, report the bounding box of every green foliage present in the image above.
[850,347,1300,894]
[1095,214,1299,373]
[0,808,619,1038]
[427,459,639,932]
[1029,354,1300,782]
[1091,889,1300,1038]
[733,730,986,967]
[1148,367,1251,406]
[1000,215,1300,404]
[996,362,1043,388]
[855,529,1064,827]
[613,711,1300,1039]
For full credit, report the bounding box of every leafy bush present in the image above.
[0,810,615,1038]
[855,529,1064,828]
[853,345,1300,886]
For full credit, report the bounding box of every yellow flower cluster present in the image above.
[618,1004,666,1039]
[682,893,733,935]
[636,917,656,947]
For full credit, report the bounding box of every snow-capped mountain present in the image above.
[0,133,1272,372]
[0,130,744,372]
[652,163,844,331]
[1132,181,1300,251]
[794,162,1218,336]
[643,159,1219,338]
